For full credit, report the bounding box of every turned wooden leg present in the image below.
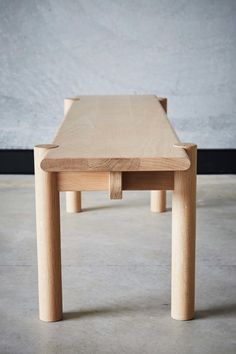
[66,191,82,213]
[171,143,197,320]
[150,190,166,212]
[150,96,167,213]
[34,144,62,322]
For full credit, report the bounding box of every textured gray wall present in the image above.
[0,0,235,149]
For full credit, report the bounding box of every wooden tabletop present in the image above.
[41,95,190,172]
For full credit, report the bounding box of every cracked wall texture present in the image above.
[0,0,236,149]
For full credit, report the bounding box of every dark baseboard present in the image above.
[0,150,34,174]
[197,149,236,174]
[0,149,235,174]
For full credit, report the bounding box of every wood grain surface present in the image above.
[41,95,190,172]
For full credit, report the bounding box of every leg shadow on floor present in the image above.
[63,297,170,320]
[196,303,236,319]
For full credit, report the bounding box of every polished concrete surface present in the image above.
[0,175,235,354]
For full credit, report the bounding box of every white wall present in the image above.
[0,0,235,148]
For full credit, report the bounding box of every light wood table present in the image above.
[34,95,197,322]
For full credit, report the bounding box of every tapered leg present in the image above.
[150,190,166,212]
[150,96,168,212]
[171,143,197,320]
[34,144,62,322]
[66,191,81,213]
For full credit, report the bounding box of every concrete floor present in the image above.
[0,175,235,354]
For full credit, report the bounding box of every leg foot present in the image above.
[66,191,82,213]
[150,190,166,212]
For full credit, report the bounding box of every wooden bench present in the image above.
[34,95,197,322]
